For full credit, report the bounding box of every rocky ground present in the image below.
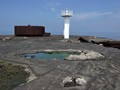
[0,35,120,90]
[0,61,30,90]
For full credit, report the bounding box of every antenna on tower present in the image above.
[61,9,73,39]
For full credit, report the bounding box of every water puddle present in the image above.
[20,50,104,60]
[21,52,72,60]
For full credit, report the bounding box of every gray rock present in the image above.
[63,76,75,87]
[75,77,86,86]
[66,50,104,60]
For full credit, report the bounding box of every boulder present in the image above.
[75,77,86,86]
[66,50,104,60]
[63,76,87,87]
[63,76,75,87]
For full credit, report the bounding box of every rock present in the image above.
[85,51,104,59]
[99,44,103,46]
[5,37,11,40]
[24,55,30,59]
[23,37,28,40]
[31,55,35,58]
[0,65,3,67]
[63,76,87,87]
[0,38,2,41]
[63,76,75,87]
[0,37,12,41]
[78,36,91,43]
[75,77,86,86]
[66,50,104,60]
[2,38,6,41]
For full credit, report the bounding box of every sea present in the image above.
[1,32,120,40]
[76,32,120,40]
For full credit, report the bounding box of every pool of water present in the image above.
[21,52,71,60]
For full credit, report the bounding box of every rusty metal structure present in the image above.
[14,25,50,36]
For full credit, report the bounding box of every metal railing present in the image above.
[61,10,73,17]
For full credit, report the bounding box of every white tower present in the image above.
[61,9,73,39]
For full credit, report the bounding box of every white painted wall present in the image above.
[64,17,70,39]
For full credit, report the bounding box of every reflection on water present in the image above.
[21,52,71,60]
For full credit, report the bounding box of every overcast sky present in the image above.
[0,0,120,37]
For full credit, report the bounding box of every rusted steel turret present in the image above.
[14,25,50,36]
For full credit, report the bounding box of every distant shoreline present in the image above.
[0,34,120,40]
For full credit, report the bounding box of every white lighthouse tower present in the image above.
[61,9,73,39]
